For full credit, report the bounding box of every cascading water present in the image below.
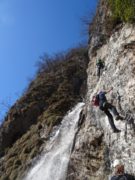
[24,103,84,180]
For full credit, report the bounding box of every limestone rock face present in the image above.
[88,0,110,54]
[67,24,135,179]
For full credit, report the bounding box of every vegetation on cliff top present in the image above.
[108,0,135,23]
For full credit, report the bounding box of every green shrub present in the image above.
[108,0,135,23]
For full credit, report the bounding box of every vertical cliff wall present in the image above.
[67,1,135,179]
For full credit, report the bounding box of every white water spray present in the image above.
[24,103,84,180]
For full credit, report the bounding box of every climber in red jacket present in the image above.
[92,87,124,133]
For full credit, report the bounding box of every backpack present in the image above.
[92,94,99,106]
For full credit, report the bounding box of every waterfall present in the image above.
[24,103,84,180]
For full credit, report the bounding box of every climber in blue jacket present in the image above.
[111,159,135,180]
[98,87,123,133]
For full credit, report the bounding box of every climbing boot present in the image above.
[115,115,124,121]
[113,129,121,133]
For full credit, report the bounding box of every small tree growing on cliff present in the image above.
[0,98,12,124]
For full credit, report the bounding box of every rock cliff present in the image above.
[0,0,135,180]
[67,1,135,179]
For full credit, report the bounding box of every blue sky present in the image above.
[0,0,98,120]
